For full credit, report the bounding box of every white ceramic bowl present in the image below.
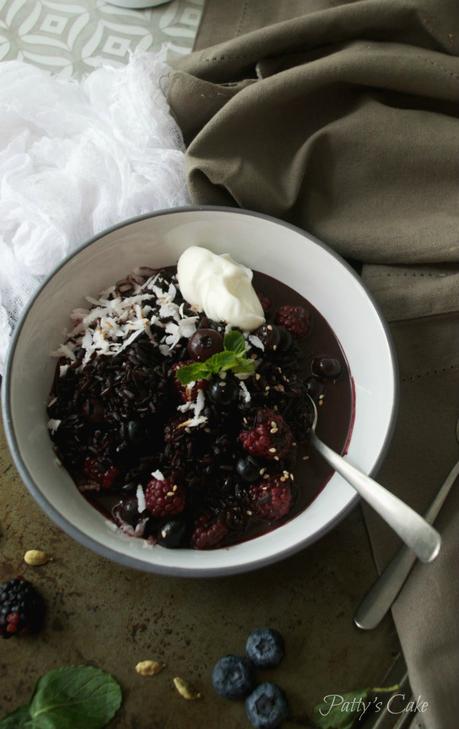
[2,207,397,577]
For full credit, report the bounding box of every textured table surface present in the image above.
[0,0,203,77]
[0,2,400,724]
[0,421,399,727]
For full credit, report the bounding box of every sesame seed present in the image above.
[259,468,266,475]
[268,447,276,453]
[166,491,174,497]
[246,510,253,516]
[273,345,277,351]
[302,455,310,461]
[292,442,297,446]
[274,456,280,461]
[267,325,273,331]
[255,373,261,381]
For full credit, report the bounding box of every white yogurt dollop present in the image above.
[177,246,265,331]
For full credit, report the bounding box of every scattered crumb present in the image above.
[136,660,164,677]
[173,676,201,700]
[24,550,49,567]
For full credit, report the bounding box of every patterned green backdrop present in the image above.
[0,0,203,77]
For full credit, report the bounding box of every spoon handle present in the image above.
[354,458,459,630]
[311,433,441,564]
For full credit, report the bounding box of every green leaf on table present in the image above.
[0,705,32,728]
[313,690,368,729]
[29,666,122,729]
[223,330,246,355]
[312,686,399,729]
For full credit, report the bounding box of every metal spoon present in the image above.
[306,394,441,564]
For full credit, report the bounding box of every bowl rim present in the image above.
[1,205,399,577]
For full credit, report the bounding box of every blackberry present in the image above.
[275,305,310,337]
[145,476,186,518]
[191,514,229,550]
[239,409,294,461]
[249,478,293,521]
[0,578,45,639]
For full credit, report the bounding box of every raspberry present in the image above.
[239,409,293,460]
[145,476,186,518]
[170,361,207,403]
[275,305,310,337]
[101,465,120,490]
[257,293,271,313]
[248,478,292,521]
[0,578,45,639]
[83,458,119,491]
[191,515,229,550]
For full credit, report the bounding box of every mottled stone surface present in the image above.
[0,421,399,728]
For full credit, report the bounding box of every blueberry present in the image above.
[253,324,281,352]
[245,683,289,729]
[127,419,145,446]
[114,496,139,526]
[188,329,223,361]
[246,628,284,668]
[211,655,254,700]
[277,327,292,353]
[209,379,239,407]
[311,356,342,380]
[236,456,261,483]
[305,376,325,400]
[158,518,186,548]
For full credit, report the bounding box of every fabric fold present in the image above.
[168,0,459,275]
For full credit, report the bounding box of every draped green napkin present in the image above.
[167,1,459,726]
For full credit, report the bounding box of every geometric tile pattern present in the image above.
[0,0,203,77]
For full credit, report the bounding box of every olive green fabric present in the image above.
[168,2,459,727]
[169,0,459,268]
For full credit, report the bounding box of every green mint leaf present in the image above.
[206,351,241,374]
[0,705,32,728]
[176,330,256,384]
[176,362,211,385]
[313,686,399,729]
[233,356,256,375]
[29,666,122,729]
[223,330,246,355]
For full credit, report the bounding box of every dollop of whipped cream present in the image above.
[177,246,265,331]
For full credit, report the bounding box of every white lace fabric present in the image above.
[0,51,190,372]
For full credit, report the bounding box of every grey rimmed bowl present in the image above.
[2,207,398,576]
